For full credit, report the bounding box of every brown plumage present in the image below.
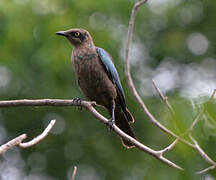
[56,28,136,148]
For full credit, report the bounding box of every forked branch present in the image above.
[0,99,183,170]
[125,0,216,174]
[71,166,78,180]
[152,80,216,174]
[125,0,195,149]
[0,120,56,154]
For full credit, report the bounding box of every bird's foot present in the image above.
[72,98,82,110]
[107,118,115,131]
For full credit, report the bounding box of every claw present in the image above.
[72,98,82,110]
[107,100,116,131]
[107,118,115,131]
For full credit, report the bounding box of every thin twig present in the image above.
[196,165,216,175]
[0,99,95,108]
[189,134,216,165]
[19,120,56,148]
[0,134,27,154]
[86,104,183,170]
[189,110,204,131]
[151,82,216,173]
[210,89,216,99]
[152,80,174,114]
[182,89,216,174]
[124,0,195,149]
[0,98,183,170]
[124,0,216,174]
[71,166,77,180]
[189,89,216,132]
[0,120,56,154]
[158,139,178,155]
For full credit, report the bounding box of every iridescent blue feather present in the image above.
[96,47,126,108]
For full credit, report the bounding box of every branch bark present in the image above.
[0,134,27,154]
[152,80,174,114]
[152,80,216,174]
[19,120,56,148]
[0,120,55,154]
[71,166,77,180]
[124,0,216,174]
[124,0,195,149]
[0,98,183,170]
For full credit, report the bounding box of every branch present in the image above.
[210,88,216,99]
[189,89,216,132]
[0,98,183,170]
[124,0,216,173]
[152,80,174,114]
[196,165,216,175]
[0,134,27,154]
[0,99,95,107]
[0,120,56,154]
[189,134,215,165]
[157,139,178,155]
[189,110,204,132]
[186,90,216,172]
[152,81,216,174]
[19,120,56,148]
[86,103,183,170]
[71,166,77,180]
[124,0,195,149]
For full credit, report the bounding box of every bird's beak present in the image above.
[56,31,68,37]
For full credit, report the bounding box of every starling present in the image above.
[56,28,136,148]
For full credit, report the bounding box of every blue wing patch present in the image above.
[96,47,126,108]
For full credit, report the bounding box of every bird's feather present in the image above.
[96,47,130,120]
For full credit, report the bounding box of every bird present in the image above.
[56,28,136,148]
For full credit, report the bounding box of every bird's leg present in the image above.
[108,100,116,130]
[72,98,82,110]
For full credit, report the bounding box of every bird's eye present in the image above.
[74,32,80,37]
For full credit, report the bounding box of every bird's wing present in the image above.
[96,47,126,109]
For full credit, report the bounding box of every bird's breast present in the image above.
[72,53,117,107]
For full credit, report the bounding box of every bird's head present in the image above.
[56,28,94,47]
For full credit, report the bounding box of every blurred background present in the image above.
[0,0,216,179]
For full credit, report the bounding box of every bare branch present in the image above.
[189,89,216,132]
[0,99,95,108]
[71,166,77,180]
[189,134,216,165]
[124,0,216,174]
[86,105,183,170]
[196,165,216,175]
[210,88,216,99]
[153,86,216,173]
[0,120,56,154]
[151,82,216,172]
[0,134,27,154]
[152,80,174,114]
[151,80,216,171]
[158,139,179,155]
[124,0,195,149]
[189,110,204,131]
[19,120,56,148]
[0,98,183,170]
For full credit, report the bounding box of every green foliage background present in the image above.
[0,0,216,179]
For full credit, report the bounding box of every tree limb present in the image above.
[0,134,27,154]
[0,120,56,154]
[0,98,183,170]
[152,79,216,174]
[19,120,56,148]
[71,166,77,180]
[152,80,174,114]
[196,165,216,175]
[124,0,195,149]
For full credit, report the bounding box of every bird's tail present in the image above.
[109,106,136,148]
